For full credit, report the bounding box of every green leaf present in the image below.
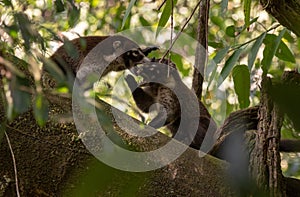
[33,93,49,126]
[211,16,224,29]
[276,40,295,63]
[261,29,286,73]
[283,31,295,43]
[208,42,224,49]
[156,0,177,37]
[10,76,31,116]
[40,56,66,85]
[139,16,151,26]
[240,17,258,33]
[0,55,25,78]
[1,0,12,7]
[218,48,243,86]
[55,0,65,12]
[232,65,250,109]
[263,33,295,63]
[67,1,80,27]
[207,46,230,89]
[172,53,189,76]
[213,46,230,64]
[248,32,266,70]
[244,0,251,28]
[121,0,137,29]
[15,13,32,50]
[121,13,131,30]
[225,25,236,37]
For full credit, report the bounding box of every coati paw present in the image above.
[141,46,159,56]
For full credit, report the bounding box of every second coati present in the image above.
[42,35,158,90]
[125,59,218,150]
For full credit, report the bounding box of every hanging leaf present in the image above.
[207,46,230,89]
[218,48,243,86]
[0,56,25,78]
[244,0,251,28]
[139,16,151,26]
[55,0,65,13]
[10,76,32,117]
[67,1,80,27]
[275,41,295,63]
[33,93,49,126]
[261,29,286,73]
[232,65,250,109]
[121,12,132,30]
[156,0,177,37]
[213,46,231,64]
[263,34,295,63]
[283,31,295,43]
[248,32,266,70]
[172,53,189,76]
[121,0,137,29]
[15,13,33,50]
[2,0,12,6]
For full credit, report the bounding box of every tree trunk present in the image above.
[249,76,285,196]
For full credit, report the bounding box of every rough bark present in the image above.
[260,0,300,37]
[249,76,285,196]
[210,71,300,196]
[0,96,234,196]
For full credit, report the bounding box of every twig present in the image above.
[5,131,20,197]
[158,0,168,11]
[160,0,203,60]
[229,24,281,52]
[166,0,174,77]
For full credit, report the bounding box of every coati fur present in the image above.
[126,58,218,150]
[42,35,157,89]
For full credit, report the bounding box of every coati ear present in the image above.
[141,46,159,56]
[113,40,122,50]
[103,40,123,62]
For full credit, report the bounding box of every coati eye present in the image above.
[131,50,140,57]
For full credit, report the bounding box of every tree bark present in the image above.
[0,97,234,196]
[192,0,209,98]
[249,76,285,196]
[260,0,300,37]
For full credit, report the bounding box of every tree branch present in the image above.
[192,0,210,99]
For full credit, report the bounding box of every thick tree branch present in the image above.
[260,0,300,37]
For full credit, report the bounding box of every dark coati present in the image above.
[125,59,218,150]
[42,35,158,89]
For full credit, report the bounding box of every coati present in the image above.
[42,35,158,89]
[125,58,218,150]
